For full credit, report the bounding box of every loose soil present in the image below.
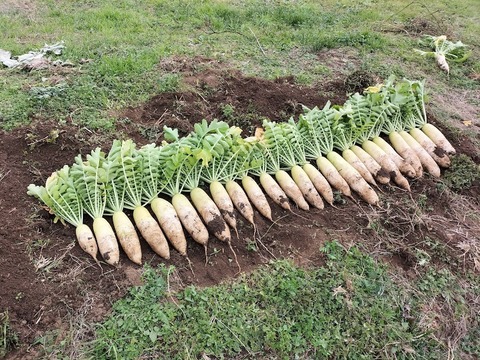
[1,57,479,359]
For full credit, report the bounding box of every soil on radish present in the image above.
[205,212,228,239]
[1,56,479,359]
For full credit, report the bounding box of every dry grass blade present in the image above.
[0,169,11,183]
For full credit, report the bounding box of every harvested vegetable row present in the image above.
[298,103,380,205]
[26,76,460,267]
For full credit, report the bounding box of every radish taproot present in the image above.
[350,145,390,184]
[409,128,450,168]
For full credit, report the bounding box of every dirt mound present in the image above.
[1,57,479,358]
[120,57,348,142]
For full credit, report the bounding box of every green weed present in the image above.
[442,154,480,191]
[0,311,19,358]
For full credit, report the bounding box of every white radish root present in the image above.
[302,163,334,205]
[373,137,416,178]
[275,170,309,211]
[327,152,379,206]
[399,131,441,177]
[259,172,291,211]
[76,224,98,261]
[113,211,142,265]
[409,128,451,168]
[350,145,390,185]
[209,181,238,237]
[435,53,450,74]
[191,187,231,243]
[226,180,255,225]
[388,132,423,177]
[133,206,170,260]
[316,156,352,197]
[342,148,377,185]
[362,140,410,191]
[242,175,273,221]
[151,197,187,256]
[93,217,119,266]
[421,123,456,155]
[172,193,209,247]
[291,165,324,209]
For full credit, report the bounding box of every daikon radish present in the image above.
[150,197,187,256]
[291,165,324,209]
[327,151,379,206]
[242,175,273,220]
[372,136,416,178]
[409,128,450,168]
[71,150,120,265]
[350,145,390,185]
[399,131,441,177]
[302,163,334,206]
[191,187,231,243]
[27,166,98,262]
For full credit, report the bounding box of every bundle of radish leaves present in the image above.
[27,77,457,266]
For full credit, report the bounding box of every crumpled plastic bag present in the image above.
[0,41,65,69]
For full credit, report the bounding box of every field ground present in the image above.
[1,0,479,359]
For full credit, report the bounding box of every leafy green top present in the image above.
[70,148,109,220]
[27,165,84,227]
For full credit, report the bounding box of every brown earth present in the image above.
[1,57,479,359]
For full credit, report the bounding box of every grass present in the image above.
[1,0,478,130]
[78,241,479,359]
[441,154,480,191]
[0,311,19,358]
